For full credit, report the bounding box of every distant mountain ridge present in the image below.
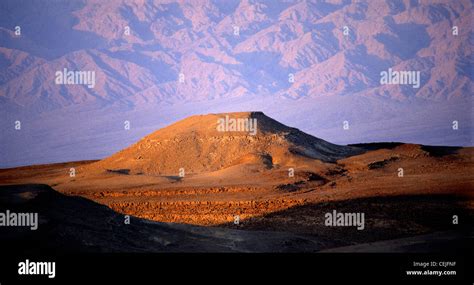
[0,0,472,111]
[0,0,472,168]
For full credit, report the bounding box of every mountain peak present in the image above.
[90,112,358,175]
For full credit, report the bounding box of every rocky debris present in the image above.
[0,184,321,253]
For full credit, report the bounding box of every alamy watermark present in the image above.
[380,68,420,88]
[55,68,95,89]
[217,115,257,135]
[18,259,55,279]
[325,210,365,230]
[0,210,38,230]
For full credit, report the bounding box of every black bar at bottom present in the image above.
[0,252,472,284]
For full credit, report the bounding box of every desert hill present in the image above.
[89,112,360,175]
[0,126,472,252]
[0,113,472,249]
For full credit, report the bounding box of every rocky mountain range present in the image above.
[0,0,472,167]
[1,0,472,108]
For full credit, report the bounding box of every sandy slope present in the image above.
[87,112,359,175]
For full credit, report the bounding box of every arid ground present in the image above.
[1,112,473,252]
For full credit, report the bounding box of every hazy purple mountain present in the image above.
[0,0,472,167]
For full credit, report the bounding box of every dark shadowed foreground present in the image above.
[1,184,472,253]
[0,184,325,253]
